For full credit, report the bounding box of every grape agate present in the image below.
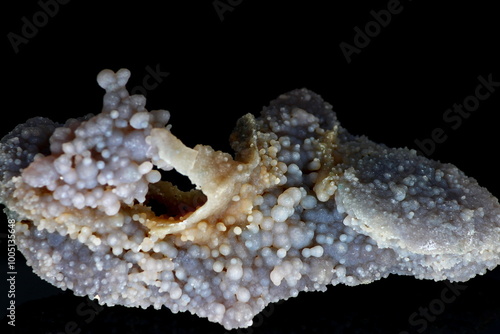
[1,69,499,329]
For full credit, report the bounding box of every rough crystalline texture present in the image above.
[1,69,500,329]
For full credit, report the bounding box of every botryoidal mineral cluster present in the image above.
[1,69,499,329]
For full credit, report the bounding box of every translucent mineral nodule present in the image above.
[1,69,499,329]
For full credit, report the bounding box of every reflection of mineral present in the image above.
[1,69,499,330]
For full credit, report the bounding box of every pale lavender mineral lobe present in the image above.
[1,69,499,329]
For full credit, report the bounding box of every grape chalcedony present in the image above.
[1,69,499,329]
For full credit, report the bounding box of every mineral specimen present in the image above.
[1,69,499,329]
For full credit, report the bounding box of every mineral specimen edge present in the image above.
[1,68,499,329]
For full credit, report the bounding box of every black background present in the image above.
[2,0,500,333]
